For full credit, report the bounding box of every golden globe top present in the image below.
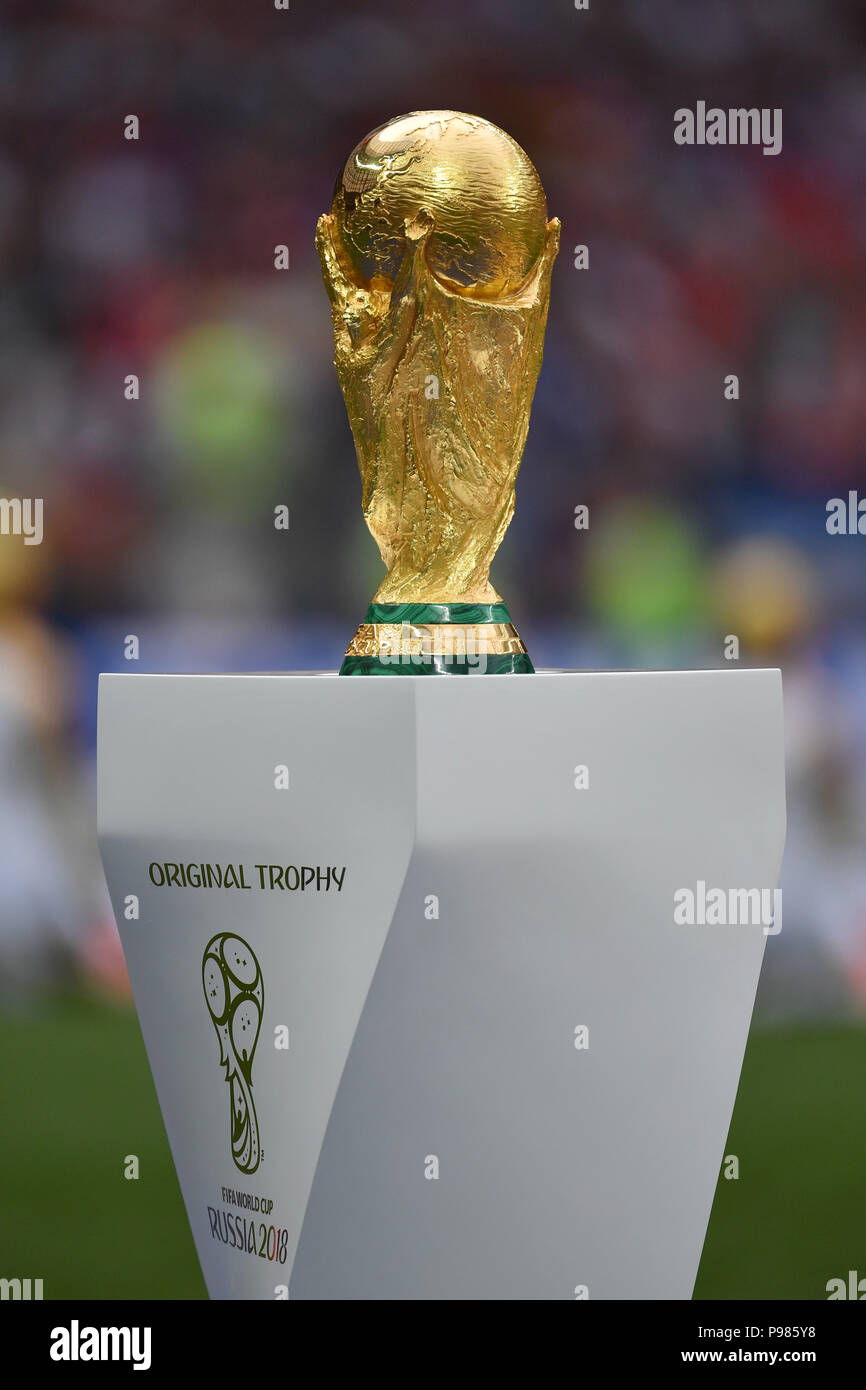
[316,110,560,674]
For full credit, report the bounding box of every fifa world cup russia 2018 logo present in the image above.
[202,933,264,1175]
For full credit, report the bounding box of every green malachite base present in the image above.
[363,602,512,626]
[340,653,535,676]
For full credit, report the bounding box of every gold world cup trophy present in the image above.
[317,110,560,674]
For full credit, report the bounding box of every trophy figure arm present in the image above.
[317,210,441,571]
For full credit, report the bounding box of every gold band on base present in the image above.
[345,622,527,661]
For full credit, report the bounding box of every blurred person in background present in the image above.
[0,526,86,1001]
[711,536,866,1016]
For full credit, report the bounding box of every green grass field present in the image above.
[695,1023,866,1299]
[0,995,862,1299]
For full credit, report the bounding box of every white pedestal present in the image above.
[97,669,785,1300]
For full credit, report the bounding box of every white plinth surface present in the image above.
[97,669,785,1300]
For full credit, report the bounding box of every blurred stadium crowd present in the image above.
[0,0,864,1014]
